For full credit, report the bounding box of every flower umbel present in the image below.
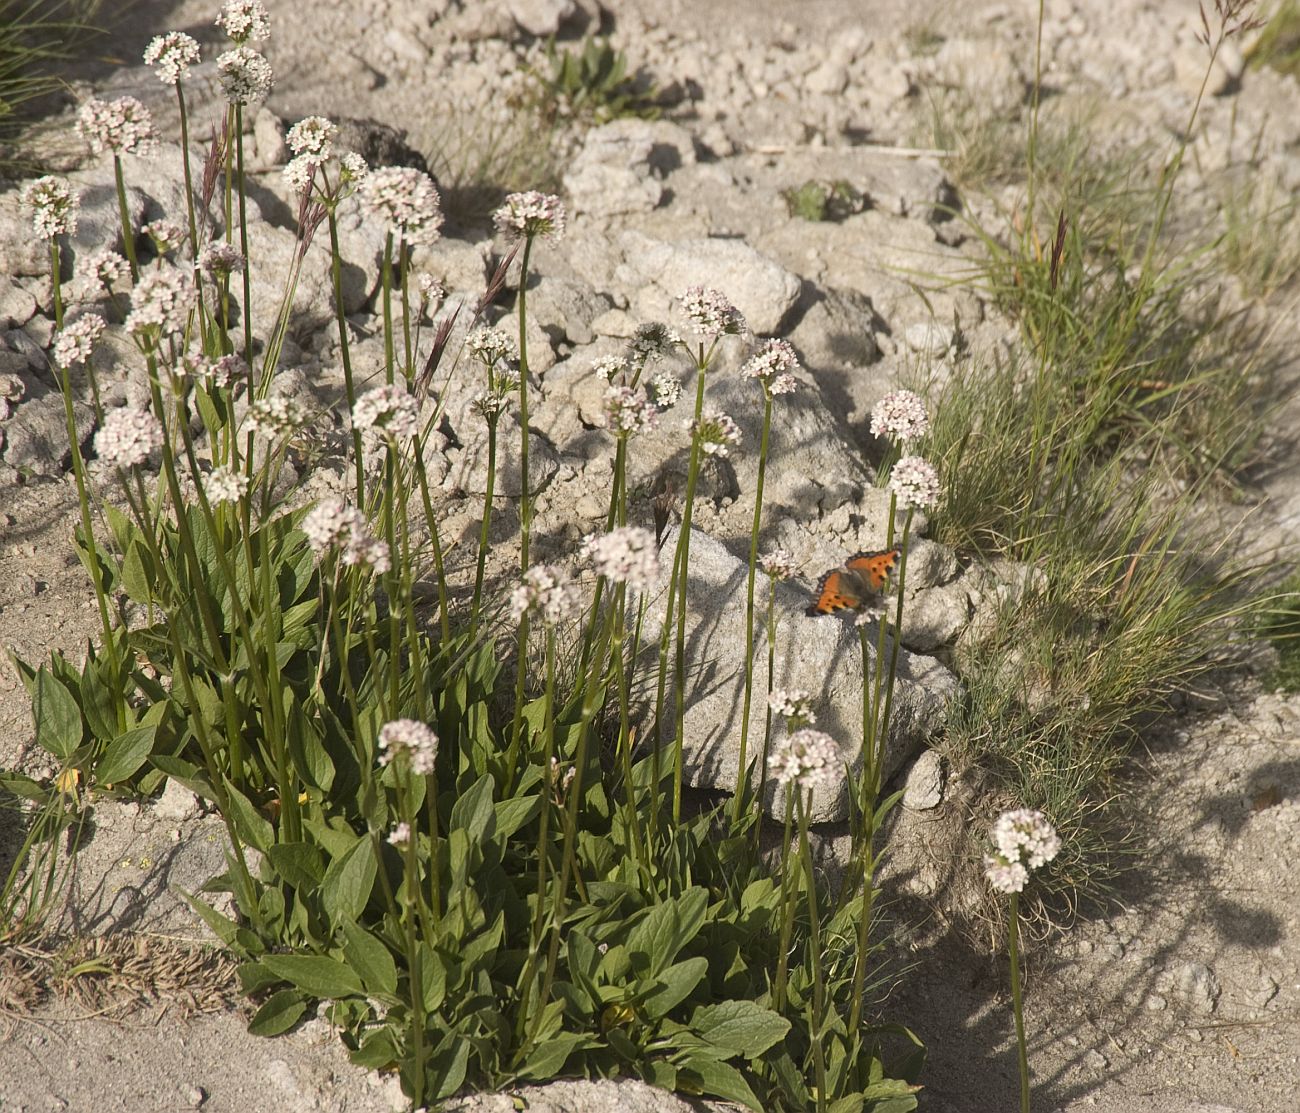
[768,728,841,790]
[216,0,271,43]
[77,97,157,156]
[768,689,817,726]
[94,407,164,469]
[680,286,746,339]
[583,526,660,590]
[377,719,438,776]
[244,396,306,440]
[888,454,940,511]
[301,497,389,573]
[217,45,273,104]
[603,385,657,437]
[509,564,581,626]
[466,326,518,368]
[204,466,249,505]
[352,384,419,442]
[493,191,566,240]
[984,808,1061,894]
[871,390,930,444]
[759,547,797,580]
[286,115,336,159]
[742,338,801,396]
[360,166,443,245]
[53,315,106,367]
[692,409,742,457]
[144,32,201,83]
[125,267,197,338]
[21,177,78,238]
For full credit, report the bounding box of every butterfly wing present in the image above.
[805,568,863,616]
[844,547,901,591]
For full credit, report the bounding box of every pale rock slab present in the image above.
[641,526,956,823]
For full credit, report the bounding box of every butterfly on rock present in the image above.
[805,547,901,617]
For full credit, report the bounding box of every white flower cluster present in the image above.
[217,45,273,104]
[360,166,443,245]
[377,719,438,776]
[870,390,930,444]
[692,409,742,457]
[286,116,336,159]
[629,322,679,364]
[983,808,1061,894]
[466,326,517,367]
[21,176,78,238]
[94,406,164,469]
[143,32,201,84]
[888,454,940,511]
[592,354,628,382]
[767,689,816,725]
[301,497,390,573]
[77,97,157,156]
[82,248,129,292]
[216,0,270,43]
[125,267,196,338]
[768,728,841,790]
[679,286,746,339]
[144,219,187,253]
[509,564,581,626]
[492,191,566,240]
[182,352,246,389]
[759,547,797,580]
[352,384,419,442]
[53,315,106,367]
[583,526,659,590]
[417,273,445,307]
[200,242,244,276]
[648,371,683,409]
[742,338,800,396]
[203,466,248,505]
[387,821,412,848]
[245,395,307,440]
[603,385,657,437]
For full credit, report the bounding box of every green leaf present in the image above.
[322,836,376,924]
[429,1035,470,1099]
[518,1033,599,1080]
[151,756,215,804]
[676,1054,762,1111]
[828,1096,865,1113]
[341,921,397,997]
[96,725,156,785]
[689,1000,790,1058]
[350,1027,399,1070]
[120,538,156,605]
[449,772,496,843]
[266,842,325,890]
[32,667,82,759]
[639,956,708,1019]
[79,650,119,743]
[248,988,307,1036]
[177,888,242,950]
[260,954,364,1000]
[222,778,274,853]
[494,792,541,839]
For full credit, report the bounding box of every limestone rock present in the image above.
[641,526,956,822]
[902,749,945,810]
[2,392,94,477]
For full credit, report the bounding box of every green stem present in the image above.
[798,791,828,1113]
[733,392,773,824]
[382,231,396,386]
[327,209,365,497]
[516,236,535,572]
[470,417,498,635]
[1010,891,1031,1113]
[772,790,796,1013]
[113,156,139,281]
[234,108,253,372]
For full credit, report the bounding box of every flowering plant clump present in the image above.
[77,96,157,156]
[509,564,581,626]
[871,390,930,444]
[692,409,742,456]
[21,176,78,238]
[53,315,106,367]
[768,728,842,790]
[93,406,164,469]
[143,31,201,83]
[768,689,817,725]
[493,190,567,240]
[888,454,941,510]
[125,267,197,338]
[984,808,1062,894]
[742,338,800,395]
[352,384,419,442]
[583,526,660,589]
[217,45,273,104]
[216,0,270,42]
[376,719,438,776]
[360,166,443,245]
[679,285,746,338]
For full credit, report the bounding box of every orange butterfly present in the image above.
[805,548,901,616]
